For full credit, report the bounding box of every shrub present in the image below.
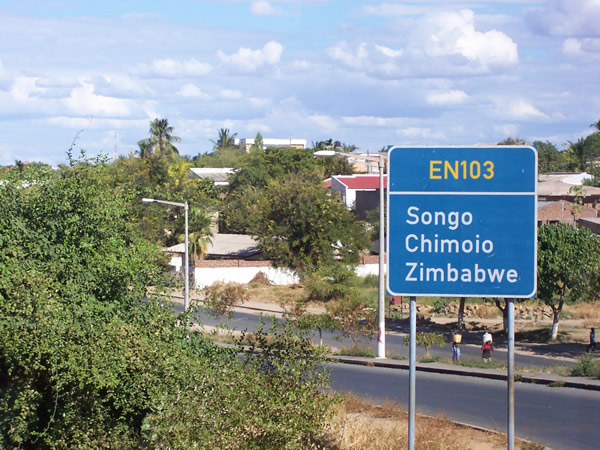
[571,353,599,377]
[404,332,446,357]
[202,283,249,318]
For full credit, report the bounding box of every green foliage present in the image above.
[202,283,249,319]
[326,297,377,345]
[570,353,599,377]
[0,159,335,447]
[304,263,361,302]
[535,140,570,173]
[433,298,450,313]
[538,224,600,305]
[228,146,321,192]
[226,173,369,275]
[404,332,446,357]
[538,223,600,339]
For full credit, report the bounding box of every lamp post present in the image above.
[314,150,387,358]
[142,198,189,311]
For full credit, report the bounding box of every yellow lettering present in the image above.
[430,160,442,179]
[483,161,494,179]
[444,161,459,179]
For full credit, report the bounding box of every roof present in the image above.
[331,174,388,190]
[189,168,234,185]
[165,233,260,258]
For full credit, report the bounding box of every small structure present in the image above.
[329,174,387,220]
[537,200,597,226]
[189,168,234,186]
[538,173,600,208]
[235,138,307,151]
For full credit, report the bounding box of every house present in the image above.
[164,234,300,288]
[189,168,234,186]
[537,200,597,226]
[538,173,600,208]
[235,138,307,151]
[329,174,387,220]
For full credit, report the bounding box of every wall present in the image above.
[193,256,382,288]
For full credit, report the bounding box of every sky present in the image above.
[0,0,599,166]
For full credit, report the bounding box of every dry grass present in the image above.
[245,283,309,305]
[566,302,600,320]
[324,394,543,450]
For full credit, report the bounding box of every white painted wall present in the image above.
[194,263,381,288]
[195,265,299,288]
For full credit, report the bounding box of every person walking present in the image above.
[587,328,596,353]
[452,342,461,362]
[481,339,493,363]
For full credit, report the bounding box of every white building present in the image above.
[235,138,307,151]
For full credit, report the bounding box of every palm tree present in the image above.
[567,138,588,172]
[590,119,600,134]
[149,118,181,157]
[211,128,238,150]
[179,207,214,263]
[136,138,153,158]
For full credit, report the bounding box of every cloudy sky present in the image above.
[1,0,599,166]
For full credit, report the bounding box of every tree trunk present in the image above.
[550,299,564,340]
[457,297,466,330]
[317,326,323,346]
[494,299,508,334]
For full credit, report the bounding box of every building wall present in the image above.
[192,256,382,288]
[538,200,597,225]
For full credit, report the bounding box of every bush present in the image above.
[202,283,249,318]
[571,353,599,377]
[404,332,446,357]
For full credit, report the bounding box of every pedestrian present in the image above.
[481,339,493,363]
[586,328,596,353]
[452,342,461,362]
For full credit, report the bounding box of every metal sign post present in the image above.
[386,146,536,450]
[507,298,515,450]
[408,296,416,450]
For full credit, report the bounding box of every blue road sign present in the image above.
[386,146,537,298]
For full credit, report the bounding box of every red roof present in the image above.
[333,175,388,190]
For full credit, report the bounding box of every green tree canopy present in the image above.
[538,223,600,339]
[226,172,369,276]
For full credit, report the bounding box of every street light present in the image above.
[142,198,189,311]
[314,150,387,358]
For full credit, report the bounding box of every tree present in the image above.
[590,118,600,134]
[211,128,238,150]
[498,137,527,145]
[250,132,264,151]
[535,140,569,173]
[538,223,600,339]
[138,118,181,159]
[404,332,446,358]
[229,172,369,276]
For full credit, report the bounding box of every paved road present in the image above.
[329,362,600,449]
[190,306,576,369]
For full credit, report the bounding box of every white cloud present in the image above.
[217,41,284,72]
[414,10,518,71]
[177,84,210,99]
[308,114,337,132]
[291,59,312,70]
[63,83,132,117]
[526,0,600,38]
[375,45,403,58]
[498,99,547,120]
[133,58,213,78]
[328,42,369,69]
[328,10,517,78]
[397,127,446,140]
[363,4,428,16]
[562,38,600,57]
[426,90,469,106]
[220,89,243,100]
[250,0,285,16]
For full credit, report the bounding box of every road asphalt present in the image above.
[168,291,600,392]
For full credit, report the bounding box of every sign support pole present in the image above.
[408,295,416,450]
[507,297,515,450]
